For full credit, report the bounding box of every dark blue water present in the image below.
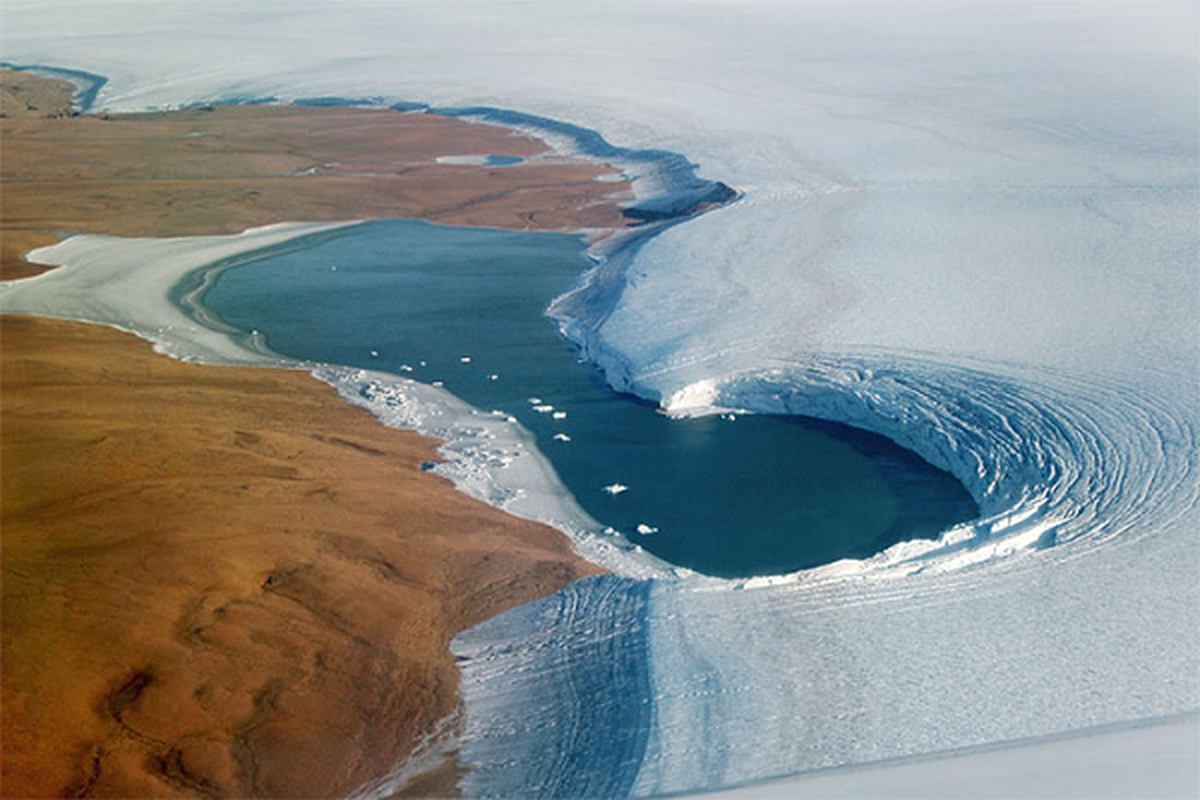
[198,219,977,577]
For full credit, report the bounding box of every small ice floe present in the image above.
[533,404,555,414]
[370,350,380,357]
[506,415,518,423]
[528,397,543,405]
[602,483,628,496]
[723,413,738,422]
[420,360,427,367]
[460,356,472,364]
[431,380,444,387]
[553,433,571,442]
[636,523,659,535]
[552,411,568,420]
[330,265,338,272]
[488,373,500,381]
[400,364,414,372]
[603,526,618,535]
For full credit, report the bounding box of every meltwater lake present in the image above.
[199,219,977,577]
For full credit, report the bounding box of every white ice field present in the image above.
[2,1,1196,796]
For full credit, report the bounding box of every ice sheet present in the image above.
[3,1,1196,795]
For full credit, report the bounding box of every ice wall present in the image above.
[3,1,1196,795]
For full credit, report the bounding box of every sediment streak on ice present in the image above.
[452,576,654,799]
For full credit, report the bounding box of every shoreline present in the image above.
[1,7,1195,797]
[0,69,633,796]
[0,67,634,281]
[1,315,604,797]
[0,218,678,581]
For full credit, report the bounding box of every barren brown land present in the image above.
[0,70,621,796]
[1,317,604,797]
[0,69,630,279]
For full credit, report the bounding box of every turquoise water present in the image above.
[200,219,977,577]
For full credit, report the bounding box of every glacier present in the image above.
[2,0,1197,795]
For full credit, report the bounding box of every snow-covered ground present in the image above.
[3,1,1196,795]
[711,714,1199,799]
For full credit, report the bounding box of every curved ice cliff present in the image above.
[664,353,1200,576]
[446,133,1199,794]
[454,351,1199,796]
[451,170,1198,797]
[3,1,1197,794]
[452,233,1199,796]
